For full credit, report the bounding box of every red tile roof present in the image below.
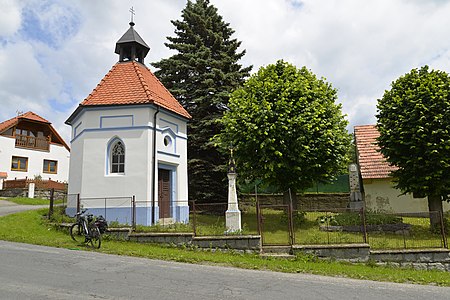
[0,111,69,151]
[80,61,191,119]
[0,111,51,133]
[354,125,397,179]
[0,111,50,133]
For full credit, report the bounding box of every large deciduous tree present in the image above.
[152,0,251,203]
[377,66,450,229]
[215,60,351,206]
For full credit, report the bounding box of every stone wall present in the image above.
[0,188,67,200]
[109,229,261,252]
[73,227,449,270]
[240,193,350,210]
[292,244,370,262]
[371,249,450,271]
[292,244,450,271]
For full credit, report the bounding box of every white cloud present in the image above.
[0,0,22,37]
[1,0,450,142]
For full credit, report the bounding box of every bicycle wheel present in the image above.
[70,223,83,243]
[90,226,102,249]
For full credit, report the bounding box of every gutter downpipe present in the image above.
[151,106,160,225]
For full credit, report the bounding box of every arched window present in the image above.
[110,140,125,174]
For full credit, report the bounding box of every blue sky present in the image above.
[1,0,450,142]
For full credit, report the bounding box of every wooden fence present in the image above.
[3,178,67,191]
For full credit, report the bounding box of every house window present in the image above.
[43,160,58,174]
[11,156,28,172]
[111,141,125,174]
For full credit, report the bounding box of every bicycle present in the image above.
[70,209,107,249]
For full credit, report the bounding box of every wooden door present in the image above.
[158,169,171,218]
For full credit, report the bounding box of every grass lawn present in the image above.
[3,197,63,206]
[0,208,449,286]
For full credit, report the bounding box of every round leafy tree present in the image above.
[216,60,351,206]
[377,66,450,228]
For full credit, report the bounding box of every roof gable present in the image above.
[354,125,397,179]
[0,111,70,151]
[77,61,191,119]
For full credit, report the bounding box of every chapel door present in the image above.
[158,169,171,218]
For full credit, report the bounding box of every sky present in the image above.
[1,0,450,143]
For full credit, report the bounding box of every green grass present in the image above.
[0,209,449,286]
[3,197,63,206]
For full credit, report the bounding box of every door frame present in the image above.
[157,163,177,219]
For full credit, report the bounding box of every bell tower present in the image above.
[114,11,150,64]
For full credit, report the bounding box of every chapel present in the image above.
[65,21,191,225]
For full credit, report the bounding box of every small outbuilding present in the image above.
[354,125,450,213]
[65,21,191,225]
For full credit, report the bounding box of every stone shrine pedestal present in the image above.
[226,172,241,232]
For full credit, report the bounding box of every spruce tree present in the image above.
[153,0,252,203]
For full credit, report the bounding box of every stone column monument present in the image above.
[349,163,364,209]
[225,149,242,232]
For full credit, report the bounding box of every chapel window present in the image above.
[111,141,125,174]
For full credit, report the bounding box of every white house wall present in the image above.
[364,178,450,213]
[67,105,189,225]
[0,135,70,182]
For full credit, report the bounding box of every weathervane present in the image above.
[129,6,136,25]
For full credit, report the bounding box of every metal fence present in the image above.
[67,194,135,226]
[257,202,448,249]
[64,194,448,250]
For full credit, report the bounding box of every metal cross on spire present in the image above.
[129,6,136,25]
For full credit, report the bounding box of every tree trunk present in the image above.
[427,193,443,231]
[283,189,298,211]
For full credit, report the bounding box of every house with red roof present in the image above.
[354,125,450,213]
[0,112,70,187]
[65,21,191,225]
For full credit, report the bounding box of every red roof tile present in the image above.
[0,111,69,151]
[0,111,50,133]
[80,61,191,119]
[354,125,397,179]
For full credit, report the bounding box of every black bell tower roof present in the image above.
[115,22,150,64]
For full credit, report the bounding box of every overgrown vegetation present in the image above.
[0,209,449,286]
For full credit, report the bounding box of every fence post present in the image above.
[192,200,197,237]
[439,210,448,249]
[76,193,80,214]
[48,188,55,219]
[360,207,368,244]
[255,184,261,236]
[288,188,294,246]
[131,195,136,230]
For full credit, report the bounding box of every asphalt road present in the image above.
[0,199,47,217]
[0,241,449,299]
